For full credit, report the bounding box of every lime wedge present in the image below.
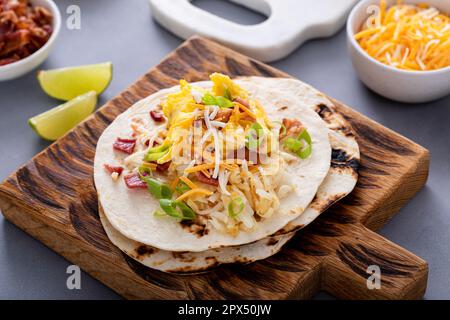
[29,91,97,141]
[37,62,113,101]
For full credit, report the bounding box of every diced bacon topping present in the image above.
[103,164,124,176]
[234,98,250,108]
[213,109,232,123]
[195,171,219,187]
[113,138,136,154]
[124,173,147,189]
[150,110,164,122]
[281,118,304,139]
[0,1,53,66]
[0,56,20,66]
[156,161,171,172]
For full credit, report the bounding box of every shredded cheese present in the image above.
[234,102,257,119]
[210,121,226,128]
[209,105,219,120]
[176,188,213,201]
[111,172,119,181]
[180,176,198,189]
[201,169,211,178]
[170,177,180,189]
[185,162,236,173]
[172,116,194,128]
[141,162,157,170]
[355,0,450,71]
[218,169,231,196]
[127,73,297,236]
[203,107,221,179]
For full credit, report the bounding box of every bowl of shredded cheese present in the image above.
[347,0,450,103]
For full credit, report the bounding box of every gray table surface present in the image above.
[0,0,449,300]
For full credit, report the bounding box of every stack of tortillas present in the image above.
[94,77,359,274]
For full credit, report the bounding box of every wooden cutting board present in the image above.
[0,37,429,300]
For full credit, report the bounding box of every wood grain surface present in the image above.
[0,37,429,300]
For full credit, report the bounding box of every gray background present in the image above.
[0,0,448,299]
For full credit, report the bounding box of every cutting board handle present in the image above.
[149,0,358,62]
[322,224,428,299]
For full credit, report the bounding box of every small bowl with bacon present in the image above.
[0,0,61,81]
[347,0,450,103]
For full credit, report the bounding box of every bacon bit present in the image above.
[156,161,171,172]
[0,55,19,65]
[144,139,159,147]
[213,108,233,123]
[239,114,254,123]
[234,98,250,108]
[282,118,304,139]
[124,173,147,189]
[150,110,164,122]
[0,0,53,66]
[103,164,124,176]
[195,171,219,187]
[113,138,136,154]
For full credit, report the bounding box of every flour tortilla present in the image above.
[99,206,294,274]
[94,80,331,252]
[237,78,360,234]
[97,78,360,273]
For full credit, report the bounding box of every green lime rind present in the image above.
[28,91,97,141]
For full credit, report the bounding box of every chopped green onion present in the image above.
[144,150,169,162]
[228,197,245,218]
[202,92,216,105]
[224,89,232,101]
[159,199,183,219]
[144,143,170,162]
[140,176,173,199]
[284,137,303,151]
[216,96,234,108]
[138,165,153,176]
[153,209,166,217]
[176,181,191,194]
[148,143,170,154]
[297,128,312,159]
[176,201,196,220]
[158,199,196,221]
[202,92,234,108]
[246,122,264,151]
[283,128,312,159]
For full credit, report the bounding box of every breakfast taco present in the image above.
[239,77,359,234]
[94,75,359,273]
[94,73,332,252]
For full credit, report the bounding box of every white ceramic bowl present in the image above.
[347,0,450,103]
[0,0,61,81]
